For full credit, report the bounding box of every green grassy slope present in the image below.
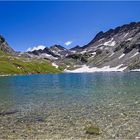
[0,51,61,75]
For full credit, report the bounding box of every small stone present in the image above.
[85,125,100,135]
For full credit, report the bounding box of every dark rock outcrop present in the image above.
[0,35,15,54]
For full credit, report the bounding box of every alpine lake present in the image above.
[0,72,139,139]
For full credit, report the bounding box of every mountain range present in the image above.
[0,21,140,74]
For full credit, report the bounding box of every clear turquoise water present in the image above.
[0,73,140,139]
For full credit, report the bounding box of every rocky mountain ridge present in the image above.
[1,21,140,73]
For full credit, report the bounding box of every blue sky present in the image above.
[0,1,140,52]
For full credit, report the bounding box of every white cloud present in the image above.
[64,41,72,46]
[27,45,46,52]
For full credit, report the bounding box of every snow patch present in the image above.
[109,52,115,57]
[130,52,139,58]
[131,69,140,71]
[124,33,129,38]
[71,50,76,53]
[91,52,96,55]
[118,53,125,59]
[98,38,105,42]
[80,50,87,54]
[52,63,58,68]
[127,38,132,41]
[65,53,69,56]
[40,53,58,60]
[103,38,116,46]
[51,50,61,56]
[65,64,127,73]
[89,52,96,58]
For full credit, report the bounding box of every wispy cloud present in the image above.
[64,41,72,46]
[27,45,46,52]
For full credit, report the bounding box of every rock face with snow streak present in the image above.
[26,21,140,72]
[58,21,140,71]
[50,45,71,57]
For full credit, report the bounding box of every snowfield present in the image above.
[131,69,140,71]
[65,64,127,73]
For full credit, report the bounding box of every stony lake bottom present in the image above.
[0,73,139,139]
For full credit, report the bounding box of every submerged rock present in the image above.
[85,125,100,135]
[0,110,18,116]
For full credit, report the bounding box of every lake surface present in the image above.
[0,73,140,139]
